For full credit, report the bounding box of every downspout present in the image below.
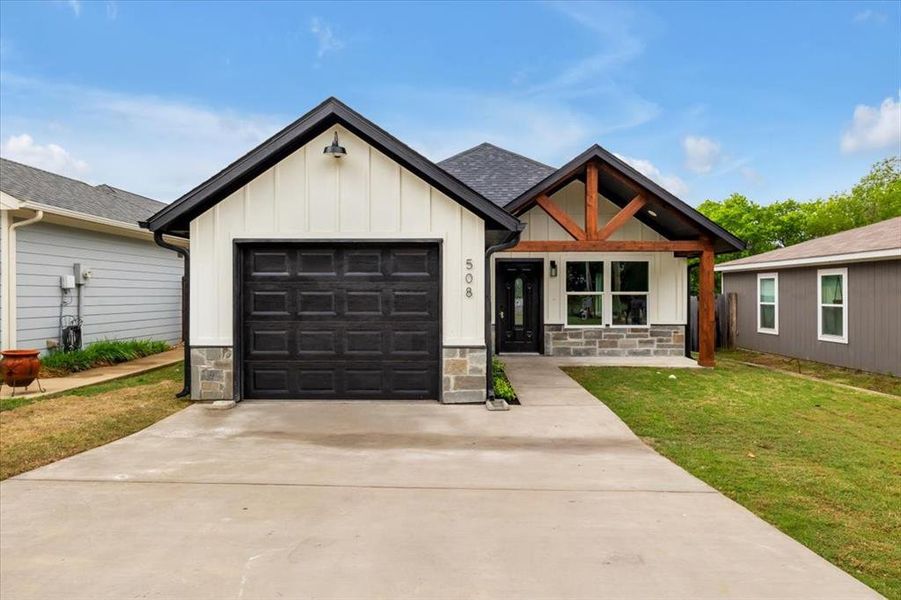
[6,210,44,349]
[153,231,190,398]
[686,261,697,358]
[484,226,524,411]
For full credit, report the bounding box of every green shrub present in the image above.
[41,339,170,376]
[492,357,517,401]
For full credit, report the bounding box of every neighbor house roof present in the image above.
[438,143,556,207]
[142,97,522,236]
[0,158,166,226]
[716,216,901,272]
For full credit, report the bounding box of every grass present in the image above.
[40,339,171,377]
[565,363,901,599]
[719,348,901,396]
[0,363,189,480]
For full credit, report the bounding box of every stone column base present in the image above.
[190,346,234,400]
[442,347,487,404]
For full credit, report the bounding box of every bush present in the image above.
[492,357,517,401]
[41,339,171,376]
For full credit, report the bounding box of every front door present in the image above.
[496,260,542,353]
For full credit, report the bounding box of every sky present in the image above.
[0,1,899,206]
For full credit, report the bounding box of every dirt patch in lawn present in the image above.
[0,365,188,480]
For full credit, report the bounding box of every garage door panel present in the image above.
[241,242,440,400]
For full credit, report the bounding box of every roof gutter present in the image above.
[484,226,524,411]
[153,231,191,398]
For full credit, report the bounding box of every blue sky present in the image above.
[1,1,899,205]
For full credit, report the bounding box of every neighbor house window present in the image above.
[818,268,848,343]
[566,261,603,326]
[611,261,649,326]
[757,273,778,334]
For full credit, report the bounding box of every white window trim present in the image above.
[756,272,779,335]
[817,267,848,344]
[563,259,605,328]
[563,258,651,329]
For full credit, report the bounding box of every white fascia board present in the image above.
[715,248,901,272]
[18,201,188,247]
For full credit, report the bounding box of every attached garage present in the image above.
[239,242,441,400]
[142,97,521,404]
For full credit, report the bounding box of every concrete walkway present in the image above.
[0,360,879,599]
[0,348,182,400]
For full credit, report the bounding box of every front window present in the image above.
[818,268,847,343]
[566,261,603,325]
[611,261,648,326]
[757,273,778,334]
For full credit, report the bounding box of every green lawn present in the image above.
[718,348,901,396]
[565,362,901,599]
[0,364,189,480]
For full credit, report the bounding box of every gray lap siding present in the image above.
[723,260,901,375]
[15,222,183,352]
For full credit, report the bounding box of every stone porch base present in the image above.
[543,324,686,357]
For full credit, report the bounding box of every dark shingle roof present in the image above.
[0,158,165,226]
[438,143,556,207]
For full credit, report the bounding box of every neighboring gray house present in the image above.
[717,217,901,376]
[0,158,186,353]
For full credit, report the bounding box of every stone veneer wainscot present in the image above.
[442,346,487,404]
[191,346,234,400]
[543,325,685,357]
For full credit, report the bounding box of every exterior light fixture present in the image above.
[647,210,658,217]
[323,131,346,158]
[550,260,558,278]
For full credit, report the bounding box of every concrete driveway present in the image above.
[0,359,879,599]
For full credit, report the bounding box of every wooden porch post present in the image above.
[585,162,598,239]
[698,238,716,367]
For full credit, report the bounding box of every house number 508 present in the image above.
[465,259,473,297]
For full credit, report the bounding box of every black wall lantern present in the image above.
[323,131,346,158]
[550,260,558,278]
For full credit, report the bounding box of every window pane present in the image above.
[567,295,603,326]
[611,262,648,292]
[822,306,843,336]
[759,278,776,303]
[612,294,647,325]
[760,304,775,330]
[514,277,524,326]
[566,262,603,292]
[821,275,843,304]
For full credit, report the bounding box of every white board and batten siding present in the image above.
[15,222,183,351]
[493,180,688,325]
[190,125,486,347]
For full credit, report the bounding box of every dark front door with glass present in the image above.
[496,260,542,353]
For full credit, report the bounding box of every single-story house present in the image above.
[716,217,901,376]
[0,158,186,355]
[141,97,744,405]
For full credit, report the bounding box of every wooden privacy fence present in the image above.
[689,292,737,353]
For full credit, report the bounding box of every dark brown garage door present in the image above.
[240,242,441,400]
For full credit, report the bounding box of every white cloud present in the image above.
[1,133,89,177]
[0,73,282,201]
[840,95,901,153]
[853,9,886,23]
[310,17,344,60]
[683,135,721,174]
[67,0,81,17]
[614,153,688,196]
[740,166,763,185]
[106,1,118,20]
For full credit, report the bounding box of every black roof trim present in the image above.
[505,144,745,253]
[143,97,521,234]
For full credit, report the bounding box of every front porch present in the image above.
[492,146,744,367]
